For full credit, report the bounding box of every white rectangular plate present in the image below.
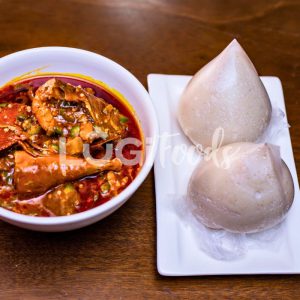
[148,74,300,276]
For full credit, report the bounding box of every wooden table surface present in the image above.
[0,0,299,299]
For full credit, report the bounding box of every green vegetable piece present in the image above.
[54,127,63,136]
[120,116,128,123]
[100,182,111,194]
[17,114,27,122]
[28,125,41,135]
[0,103,8,107]
[51,144,59,152]
[59,108,65,115]
[64,183,75,193]
[70,125,80,137]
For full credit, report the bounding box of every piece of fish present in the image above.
[14,151,122,196]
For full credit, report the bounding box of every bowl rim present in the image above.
[0,46,159,226]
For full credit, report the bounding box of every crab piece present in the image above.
[0,103,29,125]
[0,126,25,151]
[14,151,122,196]
[32,78,127,142]
[0,103,27,150]
[0,103,51,156]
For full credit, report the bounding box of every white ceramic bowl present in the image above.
[0,47,159,231]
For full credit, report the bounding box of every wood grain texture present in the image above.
[0,0,299,298]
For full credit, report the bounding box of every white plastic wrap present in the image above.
[257,106,290,143]
[174,106,290,260]
[173,194,285,260]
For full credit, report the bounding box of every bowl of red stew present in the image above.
[0,47,158,231]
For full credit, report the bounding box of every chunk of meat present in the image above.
[66,137,83,155]
[12,184,81,216]
[14,151,122,196]
[42,184,81,216]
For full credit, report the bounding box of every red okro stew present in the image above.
[0,76,143,216]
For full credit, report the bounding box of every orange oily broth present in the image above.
[0,76,144,216]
